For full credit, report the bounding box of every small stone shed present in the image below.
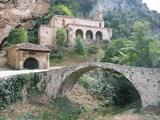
[7,43,51,70]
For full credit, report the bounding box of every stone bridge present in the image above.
[36,62,160,109]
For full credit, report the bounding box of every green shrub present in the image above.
[0,117,11,120]
[87,45,99,55]
[0,74,38,110]
[17,112,37,120]
[75,36,86,55]
[79,71,141,107]
[39,97,81,120]
[8,28,28,45]
[50,47,64,60]
[52,97,81,120]
[40,110,56,120]
[50,4,74,16]
[56,28,67,46]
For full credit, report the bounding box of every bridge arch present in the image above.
[56,63,142,106]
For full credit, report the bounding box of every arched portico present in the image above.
[76,29,83,39]
[86,30,93,40]
[96,31,103,40]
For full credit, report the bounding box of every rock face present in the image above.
[0,0,50,46]
[92,0,149,13]
[91,0,160,37]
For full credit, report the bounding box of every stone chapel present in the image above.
[38,8,112,47]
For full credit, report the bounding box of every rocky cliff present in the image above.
[0,0,50,46]
[91,0,160,38]
[95,0,148,11]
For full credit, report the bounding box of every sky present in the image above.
[142,0,160,12]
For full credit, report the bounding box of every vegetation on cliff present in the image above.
[8,28,28,45]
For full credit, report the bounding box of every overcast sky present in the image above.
[142,0,160,12]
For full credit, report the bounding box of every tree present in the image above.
[8,28,28,45]
[52,0,95,17]
[149,40,160,68]
[101,38,136,65]
[50,4,74,16]
[102,21,155,67]
[75,36,85,55]
[56,28,67,46]
[132,21,152,67]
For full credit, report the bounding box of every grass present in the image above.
[0,97,82,120]
[0,94,146,120]
[40,97,82,120]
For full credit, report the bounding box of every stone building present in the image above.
[7,43,51,70]
[38,10,112,47]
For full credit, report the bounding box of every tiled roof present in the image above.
[16,43,51,52]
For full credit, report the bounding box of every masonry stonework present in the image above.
[2,62,160,109]
[35,62,160,109]
[7,43,51,70]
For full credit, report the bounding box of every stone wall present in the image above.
[38,25,54,47]
[7,46,17,68]
[16,51,50,70]
[50,15,105,28]
[0,56,7,67]
[7,47,50,69]
[1,62,160,109]
[36,62,160,108]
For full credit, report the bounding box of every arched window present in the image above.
[76,29,83,39]
[96,31,103,41]
[23,57,39,69]
[86,30,93,40]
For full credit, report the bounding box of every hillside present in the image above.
[91,0,160,38]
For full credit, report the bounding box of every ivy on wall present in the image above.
[0,74,39,110]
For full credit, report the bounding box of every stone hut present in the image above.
[38,9,112,47]
[7,43,51,70]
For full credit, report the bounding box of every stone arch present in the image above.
[76,29,83,39]
[86,30,93,40]
[56,63,142,107]
[23,57,39,69]
[96,31,103,40]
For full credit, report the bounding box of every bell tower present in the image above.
[94,2,103,21]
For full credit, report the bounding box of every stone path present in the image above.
[0,66,63,78]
